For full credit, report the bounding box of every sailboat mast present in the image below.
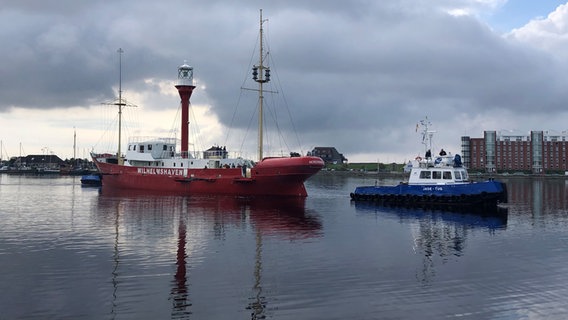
[73,127,76,160]
[253,9,270,161]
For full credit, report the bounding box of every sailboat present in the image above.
[92,10,324,196]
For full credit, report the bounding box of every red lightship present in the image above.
[93,10,324,196]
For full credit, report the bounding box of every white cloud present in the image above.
[509,4,568,59]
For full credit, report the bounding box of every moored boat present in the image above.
[350,118,507,209]
[80,173,102,187]
[92,10,324,196]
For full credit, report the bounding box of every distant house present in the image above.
[203,145,228,159]
[308,147,347,164]
[13,154,64,169]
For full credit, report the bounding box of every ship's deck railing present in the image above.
[178,150,244,160]
[418,154,461,168]
[128,136,178,145]
[124,144,244,161]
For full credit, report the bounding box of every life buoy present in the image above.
[415,156,422,161]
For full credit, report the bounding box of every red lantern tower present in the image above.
[175,62,196,158]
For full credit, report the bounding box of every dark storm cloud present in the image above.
[2,0,568,159]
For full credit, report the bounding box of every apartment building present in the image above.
[461,130,568,173]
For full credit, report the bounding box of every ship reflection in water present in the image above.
[96,188,322,319]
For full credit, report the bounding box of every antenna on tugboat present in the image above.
[418,116,435,158]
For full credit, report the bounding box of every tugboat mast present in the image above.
[418,117,435,157]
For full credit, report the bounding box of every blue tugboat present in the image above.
[350,118,507,209]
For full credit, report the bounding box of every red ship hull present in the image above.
[94,156,324,197]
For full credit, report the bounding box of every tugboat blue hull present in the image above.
[350,180,507,208]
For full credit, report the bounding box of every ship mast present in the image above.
[116,48,126,165]
[102,48,135,164]
[252,9,271,161]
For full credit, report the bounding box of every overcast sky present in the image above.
[1,0,568,163]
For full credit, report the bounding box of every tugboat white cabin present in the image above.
[408,154,469,185]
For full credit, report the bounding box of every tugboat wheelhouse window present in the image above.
[419,171,431,179]
[454,171,462,180]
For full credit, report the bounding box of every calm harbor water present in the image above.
[1,173,568,319]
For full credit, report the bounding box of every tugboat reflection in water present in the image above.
[353,201,508,283]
